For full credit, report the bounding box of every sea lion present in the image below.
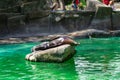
[31,36,79,52]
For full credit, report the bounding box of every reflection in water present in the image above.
[0,37,120,80]
[25,58,78,80]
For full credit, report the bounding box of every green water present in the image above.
[0,37,120,80]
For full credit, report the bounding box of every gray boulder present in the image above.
[25,44,76,63]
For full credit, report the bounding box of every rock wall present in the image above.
[112,11,120,29]
[0,11,95,38]
[0,0,120,38]
[86,0,112,30]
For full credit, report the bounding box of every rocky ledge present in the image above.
[0,29,120,44]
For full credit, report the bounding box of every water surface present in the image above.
[0,37,120,80]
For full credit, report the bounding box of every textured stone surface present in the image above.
[25,44,76,62]
[86,0,107,11]
[85,0,112,30]
[1,29,120,44]
[0,0,120,39]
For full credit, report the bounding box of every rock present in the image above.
[86,0,112,18]
[25,44,76,63]
[26,10,50,19]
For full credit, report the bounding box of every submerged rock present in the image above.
[25,44,76,63]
